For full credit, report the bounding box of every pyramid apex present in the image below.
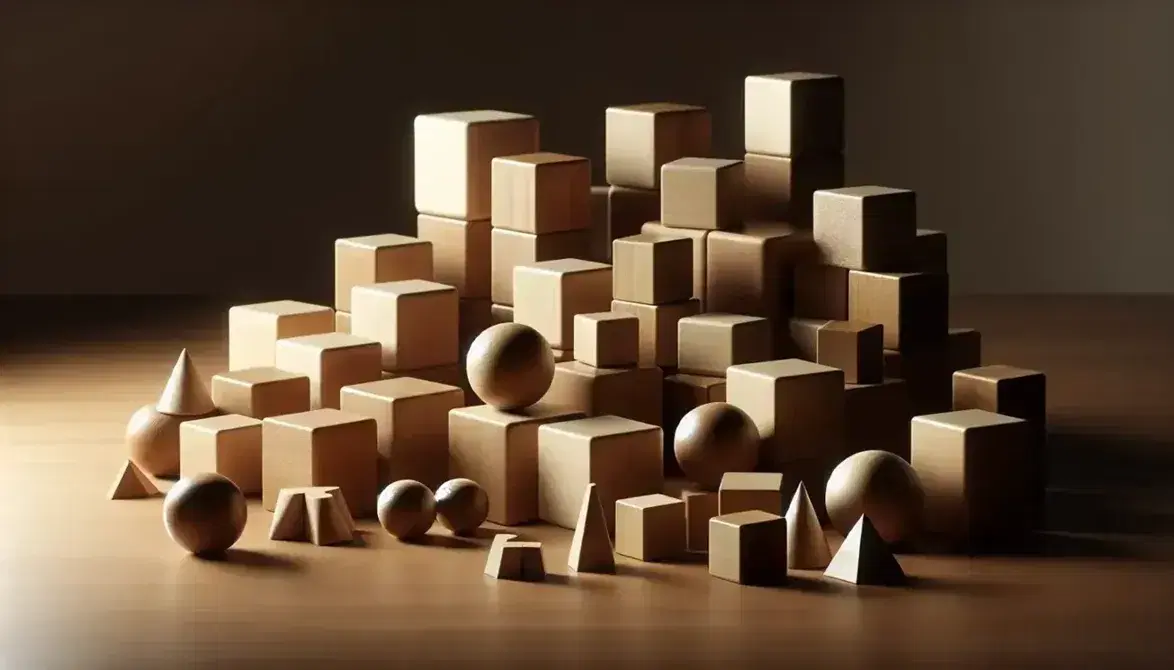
[824,514,906,586]
[108,460,160,500]
[156,349,216,416]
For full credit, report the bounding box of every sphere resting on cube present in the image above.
[377,480,437,540]
[434,478,489,535]
[465,323,555,411]
[825,449,924,544]
[163,472,248,556]
[673,402,760,490]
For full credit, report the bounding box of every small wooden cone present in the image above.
[824,515,907,586]
[567,484,616,574]
[785,483,831,569]
[156,349,216,417]
[108,460,160,500]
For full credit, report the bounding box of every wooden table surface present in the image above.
[2,295,1173,669]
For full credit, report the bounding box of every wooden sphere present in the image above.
[465,323,555,411]
[825,450,925,544]
[434,478,489,535]
[163,473,247,556]
[126,404,184,478]
[377,480,437,540]
[673,402,760,489]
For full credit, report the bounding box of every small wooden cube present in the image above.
[275,333,381,410]
[612,234,693,305]
[589,185,611,262]
[351,280,459,372]
[677,313,773,377]
[844,378,912,461]
[611,298,701,368]
[813,186,917,271]
[180,414,263,494]
[489,227,587,306]
[660,157,744,231]
[913,229,948,274]
[615,494,686,561]
[541,361,663,427]
[785,317,830,361]
[537,415,664,532]
[607,186,661,256]
[490,304,514,324]
[605,103,711,189]
[416,214,492,298]
[663,374,726,474]
[641,222,708,306]
[491,152,590,234]
[816,320,883,384]
[211,367,310,419]
[448,403,583,526]
[334,234,433,312]
[513,259,613,350]
[706,222,815,323]
[743,152,845,225]
[228,300,335,370]
[719,472,785,516]
[335,311,351,334]
[709,510,788,586]
[793,264,849,320]
[262,408,378,517]
[744,72,844,157]
[413,110,539,221]
[573,312,640,368]
[682,487,719,552]
[848,271,949,351]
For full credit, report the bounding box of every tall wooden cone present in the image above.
[785,483,831,569]
[824,515,907,586]
[567,483,615,574]
[108,459,160,499]
[156,349,216,417]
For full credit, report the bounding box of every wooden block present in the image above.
[641,222,708,306]
[490,304,514,324]
[589,185,611,262]
[541,361,663,434]
[448,403,583,526]
[537,415,664,532]
[744,152,845,225]
[416,215,492,299]
[848,271,949,351]
[660,157,743,231]
[491,152,590,234]
[179,414,263,495]
[744,72,844,157]
[949,328,982,371]
[844,379,912,461]
[913,229,948,274]
[784,317,830,361]
[509,542,547,581]
[706,221,815,323]
[793,264,849,320]
[605,103,711,189]
[610,298,701,368]
[228,301,335,370]
[335,311,350,334]
[275,333,381,410]
[513,259,613,350]
[334,234,433,312]
[340,377,464,489]
[269,486,355,546]
[823,515,906,586]
[413,110,539,221]
[911,409,1035,549]
[708,510,788,586]
[489,227,587,306]
[568,483,616,573]
[612,234,693,305]
[352,280,459,372]
[663,374,726,475]
[608,186,661,257]
[727,359,845,469]
[573,311,640,368]
[484,533,520,578]
[816,320,883,384]
[813,186,917,271]
[719,472,785,515]
[883,348,951,417]
[261,408,378,517]
[459,298,493,354]
[614,493,686,561]
[108,460,159,500]
[677,313,772,377]
[682,487,719,552]
[211,367,310,420]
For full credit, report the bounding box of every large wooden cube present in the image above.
[491,152,590,234]
[718,472,785,516]
[228,301,334,370]
[416,215,491,299]
[709,510,788,586]
[743,152,845,226]
[813,186,917,271]
[489,227,587,306]
[180,414,263,495]
[275,333,381,410]
[744,72,844,157]
[573,312,640,368]
[844,378,912,461]
[211,367,310,420]
[334,234,433,312]
[351,280,459,372]
[641,222,708,306]
[611,298,701,368]
[541,361,662,427]
[816,320,883,384]
[605,103,711,189]
[607,186,661,255]
[676,313,772,377]
[660,157,744,231]
[614,494,686,561]
[612,234,693,305]
[513,259,613,351]
[848,271,949,351]
[793,264,849,320]
[913,229,948,274]
[706,222,815,323]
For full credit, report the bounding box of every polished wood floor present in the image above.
[2,295,1173,668]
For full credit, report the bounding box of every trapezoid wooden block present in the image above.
[491,152,591,234]
[676,313,773,377]
[708,510,788,586]
[567,483,616,574]
[485,534,546,582]
[228,301,336,370]
[514,259,613,351]
[417,214,492,299]
[605,103,711,189]
[211,367,310,420]
[269,486,356,546]
[823,515,906,586]
[614,493,687,562]
[334,234,434,312]
[660,157,744,231]
[813,186,916,271]
[744,72,844,157]
[274,333,382,410]
[108,460,160,500]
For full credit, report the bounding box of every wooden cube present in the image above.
[228,301,335,370]
[607,186,661,257]
[744,72,844,157]
[351,280,459,372]
[573,312,640,368]
[589,185,611,262]
[848,271,949,351]
[335,311,350,334]
[660,157,744,231]
[180,414,263,495]
[784,317,830,361]
[605,103,711,189]
[813,186,917,271]
[726,359,845,469]
[744,152,845,225]
[261,408,378,517]
[612,234,693,305]
[491,152,590,234]
[513,259,613,350]
[413,110,539,221]
[211,367,310,419]
[682,487,719,552]
[709,510,788,586]
[706,222,815,323]
[490,303,514,324]
[676,313,773,377]
[541,361,663,427]
[537,415,664,532]
[793,264,849,320]
[913,229,948,274]
[816,320,883,384]
[416,215,492,299]
[844,378,912,461]
[489,227,587,305]
[334,234,433,312]
[614,494,686,561]
[949,328,983,371]
[611,298,701,368]
[719,472,785,515]
[459,298,493,353]
[641,222,708,306]
[448,403,583,526]
[275,333,381,410]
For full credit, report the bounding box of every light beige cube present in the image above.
[491,152,591,234]
[573,311,640,368]
[334,234,433,312]
[612,234,693,305]
[641,222,708,306]
[416,215,492,298]
[228,300,334,370]
[211,367,310,419]
[275,333,381,410]
[812,186,917,271]
[614,493,687,561]
[677,313,773,377]
[513,259,613,350]
[261,409,378,517]
[660,157,744,231]
[605,103,711,189]
[179,414,263,495]
[351,280,459,372]
[718,472,785,516]
[490,227,588,306]
[744,72,844,157]
[708,510,788,585]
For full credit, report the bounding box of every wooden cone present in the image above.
[567,483,616,574]
[108,460,160,500]
[156,349,216,417]
[785,483,831,569]
[824,515,907,586]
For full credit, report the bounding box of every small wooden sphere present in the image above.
[126,404,185,478]
[163,473,248,556]
[673,402,760,489]
[465,323,555,411]
[377,480,437,540]
[434,478,489,535]
[825,450,925,544]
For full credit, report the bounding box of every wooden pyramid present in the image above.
[784,483,831,569]
[269,487,355,546]
[567,483,615,574]
[824,515,907,586]
[108,459,160,499]
[484,533,546,581]
[156,349,216,417]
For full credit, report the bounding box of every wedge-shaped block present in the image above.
[682,486,719,552]
[269,486,355,546]
[744,72,844,157]
[660,157,743,231]
[641,222,708,306]
[709,510,788,586]
[784,317,830,361]
[663,374,726,475]
[848,271,948,351]
[844,379,911,461]
[605,103,711,189]
[514,259,613,351]
[490,227,587,306]
[677,313,772,377]
[491,152,590,234]
[793,264,849,320]
[913,229,948,274]
[416,215,491,299]
[610,298,701,368]
[261,409,378,517]
[816,320,883,384]
[744,152,845,225]
[334,234,433,312]
[352,280,459,372]
[228,301,335,370]
[615,494,686,561]
[612,234,693,305]
[573,311,640,368]
[813,186,917,271]
[179,414,263,494]
[706,222,815,323]
[211,367,310,420]
[275,333,381,410]
[718,471,785,516]
[607,186,661,256]
[541,361,663,427]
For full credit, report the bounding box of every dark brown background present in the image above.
[3,0,1172,302]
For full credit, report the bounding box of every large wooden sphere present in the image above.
[673,402,760,489]
[465,323,555,411]
[377,480,437,540]
[126,404,185,478]
[434,478,489,535]
[163,473,248,556]
[825,450,924,544]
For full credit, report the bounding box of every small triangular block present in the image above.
[785,483,831,570]
[485,533,521,578]
[269,490,310,541]
[108,460,160,499]
[156,349,216,417]
[824,515,907,586]
[307,491,355,546]
[567,483,615,574]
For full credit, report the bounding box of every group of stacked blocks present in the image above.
[110,71,1047,588]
